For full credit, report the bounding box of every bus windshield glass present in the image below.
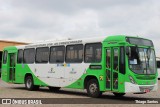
[126,37,153,47]
[129,47,156,74]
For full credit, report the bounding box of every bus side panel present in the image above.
[84,68,106,91]
[65,77,84,89]
[1,51,11,83]
[15,64,48,86]
[33,75,48,86]
[1,64,9,82]
[118,73,125,93]
[66,45,105,91]
[66,67,106,92]
[15,64,25,83]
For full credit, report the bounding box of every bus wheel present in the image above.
[113,92,125,97]
[25,76,39,91]
[48,87,60,92]
[87,79,102,98]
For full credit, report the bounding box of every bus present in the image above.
[156,57,160,79]
[1,35,158,97]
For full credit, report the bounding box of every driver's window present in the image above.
[129,47,140,65]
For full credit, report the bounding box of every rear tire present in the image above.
[49,87,60,92]
[87,79,102,98]
[113,92,125,97]
[25,76,39,91]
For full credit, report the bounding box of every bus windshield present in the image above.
[129,47,156,74]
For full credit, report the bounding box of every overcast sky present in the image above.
[0,0,160,55]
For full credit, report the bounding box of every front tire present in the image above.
[25,76,39,91]
[87,79,102,98]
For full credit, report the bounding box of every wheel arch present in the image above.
[24,73,33,83]
[84,75,99,89]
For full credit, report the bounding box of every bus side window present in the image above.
[36,47,49,63]
[96,48,102,62]
[23,48,35,64]
[84,43,102,63]
[66,44,83,63]
[3,51,8,64]
[50,46,65,63]
[17,49,23,63]
[10,54,16,67]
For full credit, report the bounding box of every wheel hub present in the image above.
[26,79,32,88]
[89,83,97,94]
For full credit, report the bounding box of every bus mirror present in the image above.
[126,47,131,57]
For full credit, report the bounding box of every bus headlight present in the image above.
[129,76,136,84]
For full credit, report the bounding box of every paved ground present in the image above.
[0,78,160,106]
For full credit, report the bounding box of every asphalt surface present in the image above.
[0,78,160,106]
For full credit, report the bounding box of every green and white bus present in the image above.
[1,35,158,97]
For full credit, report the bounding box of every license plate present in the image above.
[144,89,150,93]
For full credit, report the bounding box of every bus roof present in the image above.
[3,35,152,50]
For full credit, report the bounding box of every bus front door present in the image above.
[106,47,119,92]
[9,53,16,82]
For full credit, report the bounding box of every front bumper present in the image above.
[125,82,158,93]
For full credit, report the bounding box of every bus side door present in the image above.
[8,53,16,82]
[106,47,119,92]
